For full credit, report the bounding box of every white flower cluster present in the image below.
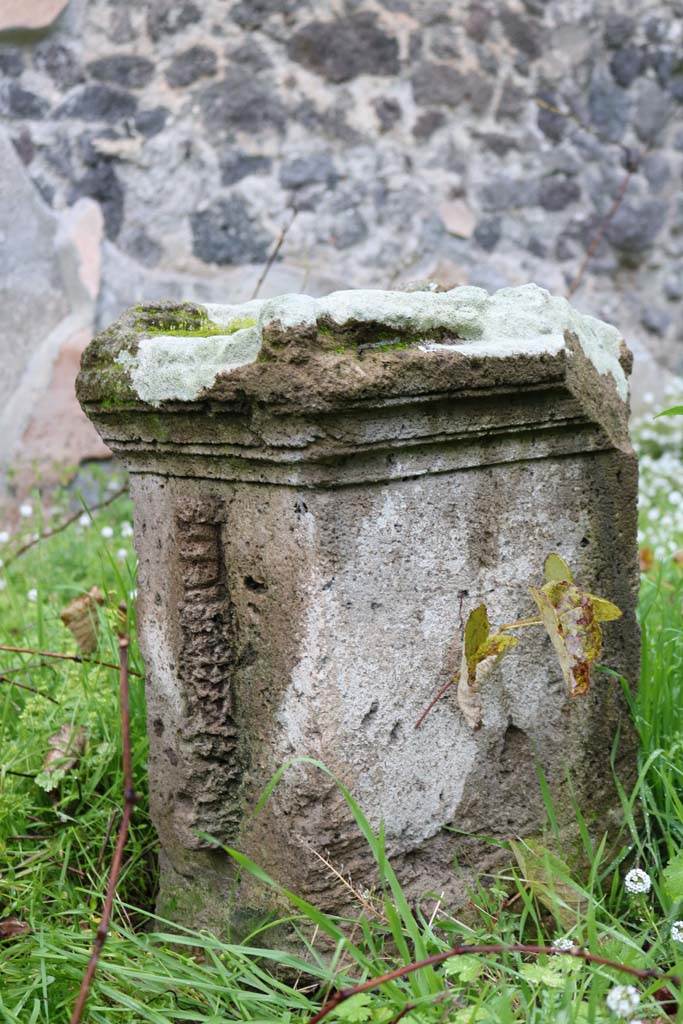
[624,868,652,895]
[552,936,575,951]
[671,920,683,944]
[606,984,640,1018]
[633,384,683,561]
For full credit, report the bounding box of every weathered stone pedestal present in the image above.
[77,284,639,935]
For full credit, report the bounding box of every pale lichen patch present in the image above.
[117,284,629,406]
[118,325,261,405]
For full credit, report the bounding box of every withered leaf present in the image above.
[532,554,623,697]
[43,724,87,778]
[60,586,105,654]
[0,917,30,940]
[457,604,518,729]
[531,581,603,697]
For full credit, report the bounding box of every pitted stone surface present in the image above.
[79,284,640,937]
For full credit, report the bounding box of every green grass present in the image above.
[0,413,682,1024]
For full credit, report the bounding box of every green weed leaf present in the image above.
[663,852,683,902]
[335,993,373,1022]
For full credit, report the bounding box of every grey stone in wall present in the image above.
[77,284,640,934]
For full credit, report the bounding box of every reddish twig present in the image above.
[0,671,59,705]
[0,643,143,678]
[414,678,455,730]
[3,486,128,568]
[566,170,633,298]
[69,635,136,1024]
[251,209,298,299]
[307,943,680,1024]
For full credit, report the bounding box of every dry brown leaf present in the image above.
[44,723,87,786]
[639,546,655,573]
[0,916,30,940]
[60,586,105,653]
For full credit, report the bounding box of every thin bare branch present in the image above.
[251,209,298,299]
[0,643,143,678]
[0,672,59,704]
[414,677,455,730]
[307,942,680,1024]
[566,170,633,298]
[70,635,136,1024]
[4,486,128,568]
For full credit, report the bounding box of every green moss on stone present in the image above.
[134,301,256,339]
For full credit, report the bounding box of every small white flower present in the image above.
[552,937,575,951]
[19,503,33,518]
[27,588,37,603]
[671,920,683,943]
[624,868,652,895]
[100,526,114,539]
[120,521,133,538]
[78,513,91,527]
[0,530,9,543]
[0,578,6,591]
[606,984,640,1018]
[116,548,128,562]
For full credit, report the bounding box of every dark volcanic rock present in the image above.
[374,96,402,132]
[411,62,467,107]
[231,0,297,29]
[33,43,83,90]
[165,45,217,88]
[56,84,138,122]
[134,107,169,137]
[199,72,285,134]
[609,46,645,88]
[413,110,446,139]
[605,197,668,254]
[640,306,671,335]
[287,13,399,83]
[499,8,542,59]
[146,0,201,40]
[603,14,635,49]
[279,153,337,190]
[87,55,155,90]
[538,174,581,211]
[473,217,502,251]
[2,85,49,119]
[191,196,271,265]
[0,47,23,78]
[220,151,272,185]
